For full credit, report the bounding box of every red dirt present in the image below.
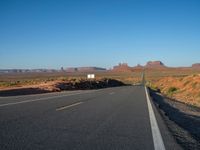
[149,74,200,107]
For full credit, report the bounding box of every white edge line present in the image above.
[56,102,83,111]
[0,91,93,107]
[145,86,166,150]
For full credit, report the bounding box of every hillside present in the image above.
[148,74,200,107]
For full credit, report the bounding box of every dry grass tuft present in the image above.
[148,74,200,107]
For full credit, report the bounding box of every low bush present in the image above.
[167,87,178,96]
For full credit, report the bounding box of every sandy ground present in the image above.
[0,79,126,96]
[148,74,200,107]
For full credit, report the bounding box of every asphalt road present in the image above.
[0,86,181,150]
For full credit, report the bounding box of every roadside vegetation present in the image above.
[1,69,200,106]
[147,74,200,107]
[0,72,142,96]
[0,72,142,90]
[167,87,178,97]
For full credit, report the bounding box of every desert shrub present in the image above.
[192,82,197,88]
[0,82,9,87]
[146,82,159,91]
[198,92,200,98]
[183,80,190,86]
[192,74,197,77]
[8,82,18,86]
[151,85,159,91]
[167,87,178,96]
[59,77,68,81]
[179,78,183,81]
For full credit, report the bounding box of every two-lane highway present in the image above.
[0,86,181,150]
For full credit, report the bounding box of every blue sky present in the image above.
[0,0,200,69]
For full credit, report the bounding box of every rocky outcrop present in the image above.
[112,63,132,72]
[192,63,200,69]
[56,78,126,90]
[0,79,126,96]
[145,61,166,68]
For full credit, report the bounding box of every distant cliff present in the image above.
[192,63,200,69]
[0,67,107,74]
[112,63,132,72]
[145,61,166,68]
[65,67,106,72]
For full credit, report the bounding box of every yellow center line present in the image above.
[56,102,83,111]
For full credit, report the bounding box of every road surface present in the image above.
[0,86,181,150]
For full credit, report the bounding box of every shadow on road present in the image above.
[0,88,50,97]
[149,88,200,150]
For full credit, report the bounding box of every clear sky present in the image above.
[0,0,200,69]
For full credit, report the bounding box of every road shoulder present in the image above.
[149,88,200,150]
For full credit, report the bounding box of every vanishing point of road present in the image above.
[0,86,181,150]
